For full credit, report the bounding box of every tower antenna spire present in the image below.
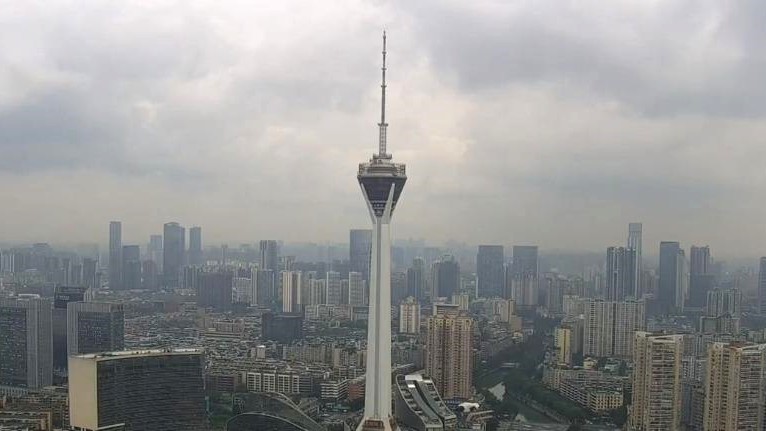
[378,30,388,158]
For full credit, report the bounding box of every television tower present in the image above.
[356,31,407,431]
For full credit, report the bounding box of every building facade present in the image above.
[0,298,52,389]
[162,222,185,288]
[630,332,683,431]
[704,342,766,431]
[477,245,504,299]
[69,349,206,431]
[108,221,122,290]
[425,314,474,400]
[66,302,124,358]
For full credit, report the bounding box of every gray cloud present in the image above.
[0,0,765,257]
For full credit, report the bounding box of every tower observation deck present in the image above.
[356,31,406,431]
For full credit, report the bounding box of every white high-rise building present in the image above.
[584,299,645,359]
[282,271,302,313]
[326,271,342,305]
[704,342,766,431]
[628,222,642,297]
[399,296,420,335]
[349,271,367,306]
[630,332,683,431]
[356,32,407,431]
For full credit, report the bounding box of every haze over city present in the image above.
[2,1,766,257]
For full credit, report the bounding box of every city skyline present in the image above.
[1,2,766,256]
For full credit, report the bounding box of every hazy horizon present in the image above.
[2,1,766,257]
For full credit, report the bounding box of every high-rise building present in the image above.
[759,257,766,314]
[255,268,276,306]
[399,296,420,335]
[0,297,52,389]
[704,343,766,431]
[628,223,643,297]
[706,289,741,318]
[630,332,683,431]
[121,245,141,290]
[141,259,159,290]
[349,271,366,306]
[613,300,647,358]
[350,229,372,283]
[605,246,637,301]
[658,241,686,314]
[425,313,474,400]
[259,240,279,271]
[69,349,206,431]
[583,299,646,359]
[82,257,98,289]
[511,245,538,308]
[282,271,302,313]
[356,32,407,431]
[688,245,713,308]
[148,234,163,272]
[108,221,122,290]
[326,271,342,305]
[197,272,233,311]
[406,258,426,301]
[477,245,504,298]
[432,255,459,299]
[554,327,573,365]
[52,286,92,370]
[66,302,124,357]
[162,222,185,288]
[391,270,407,305]
[188,226,203,266]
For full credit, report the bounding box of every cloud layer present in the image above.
[1,0,765,257]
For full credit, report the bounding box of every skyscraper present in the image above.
[255,268,276,306]
[630,332,683,431]
[511,245,539,308]
[605,246,637,301]
[121,245,141,290]
[704,343,766,431]
[627,223,643,297]
[0,297,52,389]
[583,299,646,359]
[350,229,372,283]
[326,271,342,305]
[425,313,474,400]
[399,296,420,334]
[52,286,92,369]
[688,245,713,308]
[282,271,302,313]
[82,257,98,289]
[108,221,122,290]
[188,226,203,266]
[759,257,766,314]
[432,255,459,299]
[349,271,366,306]
[148,234,163,272]
[162,222,185,288]
[477,245,504,299]
[658,241,685,314]
[66,302,124,357]
[406,257,426,301]
[69,349,206,431]
[259,240,279,271]
[706,288,741,318]
[356,32,407,431]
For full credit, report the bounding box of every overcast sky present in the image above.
[1,0,765,258]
